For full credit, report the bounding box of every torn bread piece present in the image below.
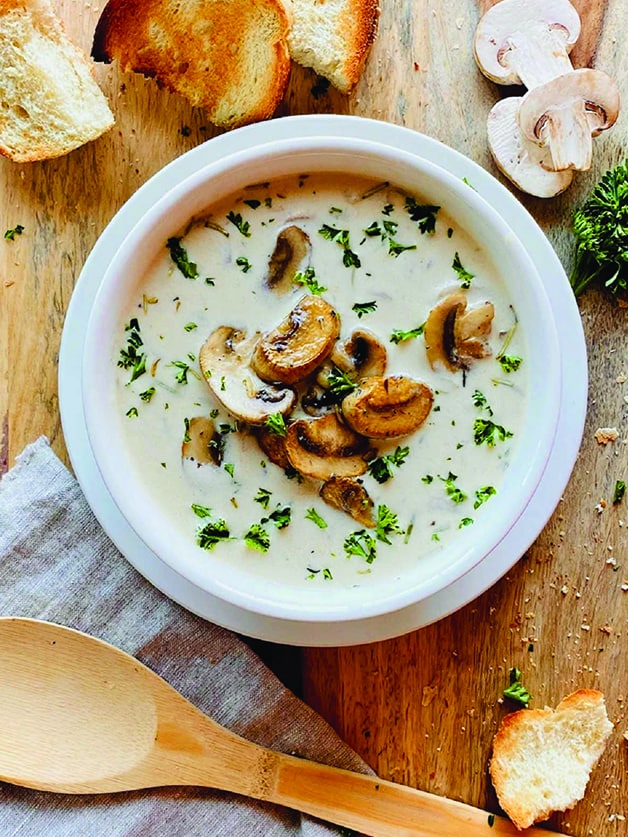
[285,0,379,93]
[490,689,613,830]
[92,0,291,130]
[0,0,114,162]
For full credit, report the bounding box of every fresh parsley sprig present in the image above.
[367,446,409,484]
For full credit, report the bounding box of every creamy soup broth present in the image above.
[114,173,526,588]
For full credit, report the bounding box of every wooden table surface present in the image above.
[1,1,627,835]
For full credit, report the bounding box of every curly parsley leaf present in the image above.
[244,523,271,552]
[4,224,24,240]
[367,446,409,484]
[118,318,146,383]
[344,530,377,563]
[318,224,361,268]
[166,237,198,279]
[439,472,467,504]
[404,198,439,234]
[263,412,287,437]
[452,252,474,288]
[474,485,497,509]
[497,354,523,373]
[473,418,513,447]
[226,211,251,237]
[503,667,531,708]
[390,323,425,344]
[197,517,231,550]
[294,266,327,295]
[375,505,404,544]
[305,508,328,529]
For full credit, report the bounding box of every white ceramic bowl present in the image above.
[82,135,561,624]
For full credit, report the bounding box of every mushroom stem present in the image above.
[539,100,592,171]
[496,26,574,90]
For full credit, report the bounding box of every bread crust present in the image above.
[340,0,380,91]
[489,689,612,830]
[92,0,291,129]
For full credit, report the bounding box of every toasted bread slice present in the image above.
[284,0,379,93]
[0,0,114,162]
[92,0,291,129]
[490,689,613,830]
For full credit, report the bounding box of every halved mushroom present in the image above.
[252,295,341,385]
[330,328,388,379]
[181,416,222,465]
[487,97,574,198]
[320,476,376,528]
[518,68,620,172]
[474,0,581,89]
[425,293,495,371]
[199,325,296,424]
[265,225,311,292]
[285,413,373,480]
[341,376,433,439]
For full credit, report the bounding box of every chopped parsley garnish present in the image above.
[226,211,251,237]
[459,517,474,528]
[294,266,327,295]
[421,474,434,484]
[166,237,198,279]
[473,418,513,447]
[344,530,377,563]
[243,199,261,210]
[318,224,361,268]
[474,485,496,509]
[126,407,139,418]
[326,366,358,396]
[363,219,416,257]
[497,354,523,373]
[4,224,24,240]
[191,504,213,518]
[390,323,425,344]
[472,389,493,415]
[139,387,156,402]
[236,256,252,273]
[170,360,193,384]
[118,318,146,383]
[184,322,197,332]
[224,463,235,478]
[197,517,231,550]
[503,667,531,707]
[305,508,328,529]
[352,300,377,318]
[452,252,474,288]
[322,568,333,580]
[404,197,439,234]
[613,480,626,504]
[244,523,271,552]
[254,487,272,509]
[375,505,404,544]
[264,412,287,437]
[262,505,292,529]
[439,472,467,504]
[367,446,409,484]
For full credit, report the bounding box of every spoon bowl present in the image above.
[0,617,559,836]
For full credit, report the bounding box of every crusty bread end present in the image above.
[92,0,291,130]
[284,0,379,93]
[490,689,613,830]
[0,0,114,162]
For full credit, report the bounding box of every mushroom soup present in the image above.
[114,173,527,588]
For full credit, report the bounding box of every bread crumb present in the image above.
[595,427,619,445]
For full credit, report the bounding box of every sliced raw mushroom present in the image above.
[285,413,373,480]
[320,476,376,528]
[487,97,573,198]
[474,0,581,89]
[199,325,296,424]
[252,294,341,385]
[341,376,433,439]
[182,416,221,465]
[265,225,311,291]
[518,68,621,172]
[425,293,495,371]
[330,328,388,379]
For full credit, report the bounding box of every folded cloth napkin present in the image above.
[0,437,371,836]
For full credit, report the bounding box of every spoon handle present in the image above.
[260,751,561,837]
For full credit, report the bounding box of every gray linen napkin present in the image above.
[0,437,371,836]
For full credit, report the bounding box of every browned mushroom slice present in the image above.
[320,476,376,528]
[199,325,296,424]
[341,375,433,439]
[255,425,291,470]
[265,225,312,291]
[301,384,338,416]
[181,416,222,465]
[252,295,341,385]
[425,293,495,371]
[330,328,387,379]
[285,413,372,480]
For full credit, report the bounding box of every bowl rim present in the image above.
[81,134,562,621]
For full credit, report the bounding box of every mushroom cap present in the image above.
[181,416,220,465]
[199,325,296,424]
[487,97,573,197]
[425,293,496,370]
[330,328,388,379]
[518,68,621,148]
[285,413,373,481]
[252,294,341,385]
[320,476,376,528]
[341,375,433,439]
[474,0,580,86]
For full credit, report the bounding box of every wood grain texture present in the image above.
[1,1,627,835]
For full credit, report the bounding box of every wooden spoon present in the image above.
[0,617,559,837]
